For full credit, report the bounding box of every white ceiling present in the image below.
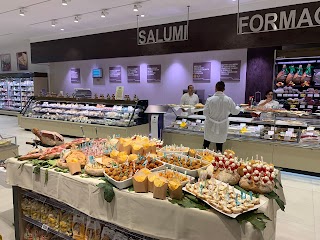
[0,0,317,47]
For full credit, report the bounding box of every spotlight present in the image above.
[62,0,68,6]
[101,9,108,18]
[19,8,26,16]
[133,4,139,12]
[51,20,57,27]
[74,15,81,23]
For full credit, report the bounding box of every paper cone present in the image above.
[132,146,143,155]
[67,162,81,175]
[143,146,151,155]
[149,144,157,154]
[169,185,183,200]
[153,183,168,200]
[148,181,154,193]
[133,178,148,193]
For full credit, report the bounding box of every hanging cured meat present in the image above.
[276,65,288,82]
[301,64,312,83]
[293,65,303,84]
[31,128,64,146]
[286,65,295,85]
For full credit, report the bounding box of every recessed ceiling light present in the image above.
[140,14,145,17]
[101,9,108,18]
[51,20,57,27]
[60,28,65,31]
[133,4,139,12]
[62,0,68,6]
[19,8,26,16]
[232,0,236,1]
[74,15,80,23]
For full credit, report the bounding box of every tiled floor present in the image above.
[0,115,319,240]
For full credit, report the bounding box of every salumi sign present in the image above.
[238,2,320,34]
[138,23,188,45]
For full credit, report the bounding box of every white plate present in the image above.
[159,154,210,177]
[183,182,267,218]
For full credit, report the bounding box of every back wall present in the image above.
[50,49,247,105]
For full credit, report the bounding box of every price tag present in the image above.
[268,131,274,135]
[283,94,288,97]
[314,94,320,97]
[240,123,246,128]
[196,119,201,123]
[300,105,306,109]
[300,94,306,97]
[285,131,292,137]
[182,119,187,123]
[271,126,277,131]
[288,94,293,97]
[191,122,197,126]
[42,224,49,231]
[307,105,313,109]
[277,94,282,97]
[290,118,296,121]
[257,125,264,129]
[306,132,314,136]
[284,136,292,141]
[287,128,294,132]
[308,94,313,97]
[307,127,315,131]
[293,94,299,97]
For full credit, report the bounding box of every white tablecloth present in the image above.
[5,158,285,240]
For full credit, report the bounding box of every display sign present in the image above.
[70,68,81,83]
[193,62,211,82]
[0,54,11,71]
[115,86,124,100]
[127,66,140,82]
[16,52,28,70]
[92,68,103,78]
[138,23,188,45]
[109,67,121,82]
[238,2,320,34]
[220,61,241,81]
[147,65,161,82]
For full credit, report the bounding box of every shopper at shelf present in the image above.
[203,81,240,152]
[180,85,199,106]
[258,90,279,109]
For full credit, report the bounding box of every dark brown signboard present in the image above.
[193,62,211,82]
[109,67,121,82]
[127,66,140,82]
[147,65,161,82]
[70,68,80,83]
[220,60,241,81]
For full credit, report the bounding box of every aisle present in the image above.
[0,115,319,240]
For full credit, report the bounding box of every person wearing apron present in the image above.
[203,81,240,152]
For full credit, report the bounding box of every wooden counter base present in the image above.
[18,116,149,138]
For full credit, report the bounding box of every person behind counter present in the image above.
[258,90,279,108]
[180,85,199,106]
[203,81,240,152]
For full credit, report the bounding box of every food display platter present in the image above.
[183,182,267,218]
[155,169,195,187]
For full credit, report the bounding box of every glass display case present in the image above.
[0,72,48,113]
[21,97,149,127]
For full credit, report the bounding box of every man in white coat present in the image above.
[203,81,240,152]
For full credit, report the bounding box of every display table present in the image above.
[6,158,285,240]
[163,129,320,173]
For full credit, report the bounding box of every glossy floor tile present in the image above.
[0,115,319,240]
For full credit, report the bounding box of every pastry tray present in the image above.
[182,182,267,218]
[104,164,166,189]
[158,154,210,177]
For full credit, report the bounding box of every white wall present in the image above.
[49,49,247,105]
[0,40,49,74]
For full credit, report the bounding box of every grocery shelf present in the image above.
[22,216,73,240]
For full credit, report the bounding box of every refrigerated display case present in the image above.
[19,97,149,138]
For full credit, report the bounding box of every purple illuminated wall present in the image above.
[245,47,279,103]
[49,49,247,104]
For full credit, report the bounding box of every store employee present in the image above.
[180,85,199,105]
[258,90,279,109]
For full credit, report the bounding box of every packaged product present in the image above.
[100,226,116,240]
[153,177,168,200]
[38,229,53,240]
[133,170,149,193]
[23,224,33,240]
[59,210,73,236]
[85,218,101,240]
[31,226,41,240]
[30,199,41,221]
[21,196,31,217]
[168,178,183,200]
[40,203,52,224]
[73,213,86,240]
[47,208,60,231]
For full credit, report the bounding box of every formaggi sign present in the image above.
[238,4,320,34]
